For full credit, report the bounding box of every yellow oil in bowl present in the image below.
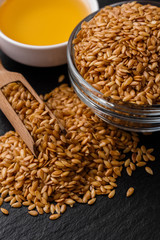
[0,0,90,46]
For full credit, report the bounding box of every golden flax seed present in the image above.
[49,214,60,220]
[1,208,9,215]
[108,190,115,199]
[0,198,3,207]
[145,167,153,175]
[88,198,96,205]
[126,187,134,197]
[28,210,38,216]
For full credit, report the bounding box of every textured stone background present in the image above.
[0,1,160,239]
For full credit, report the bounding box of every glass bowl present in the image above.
[67,0,160,133]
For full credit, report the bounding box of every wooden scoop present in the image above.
[0,62,65,157]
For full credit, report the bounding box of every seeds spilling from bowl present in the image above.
[0,82,155,219]
[73,2,160,105]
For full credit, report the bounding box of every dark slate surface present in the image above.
[0,1,160,239]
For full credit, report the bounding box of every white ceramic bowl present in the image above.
[0,0,99,67]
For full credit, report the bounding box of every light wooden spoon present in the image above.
[0,62,65,157]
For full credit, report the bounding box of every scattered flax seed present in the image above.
[28,210,38,216]
[88,198,96,205]
[0,198,3,207]
[146,153,155,161]
[60,204,67,214]
[49,214,60,220]
[126,187,134,197]
[91,189,96,199]
[1,190,8,199]
[28,204,36,211]
[83,190,91,203]
[124,159,130,168]
[145,167,153,175]
[130,162,136,171]
[50,204,55,214]
[23,201,31,206]
[10,197,17,206]
[11,202,22,208]
[126,167,132,176]
[36,206,43,215]
[58,75,65,83]
[108,190,115,199]
[4,196,13,202]
[43,205,50,214]
[65,199,75,206]
[141,146,146,154]
[1,208,9,215]
[136,162,146,167]
[55,204,61,214]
